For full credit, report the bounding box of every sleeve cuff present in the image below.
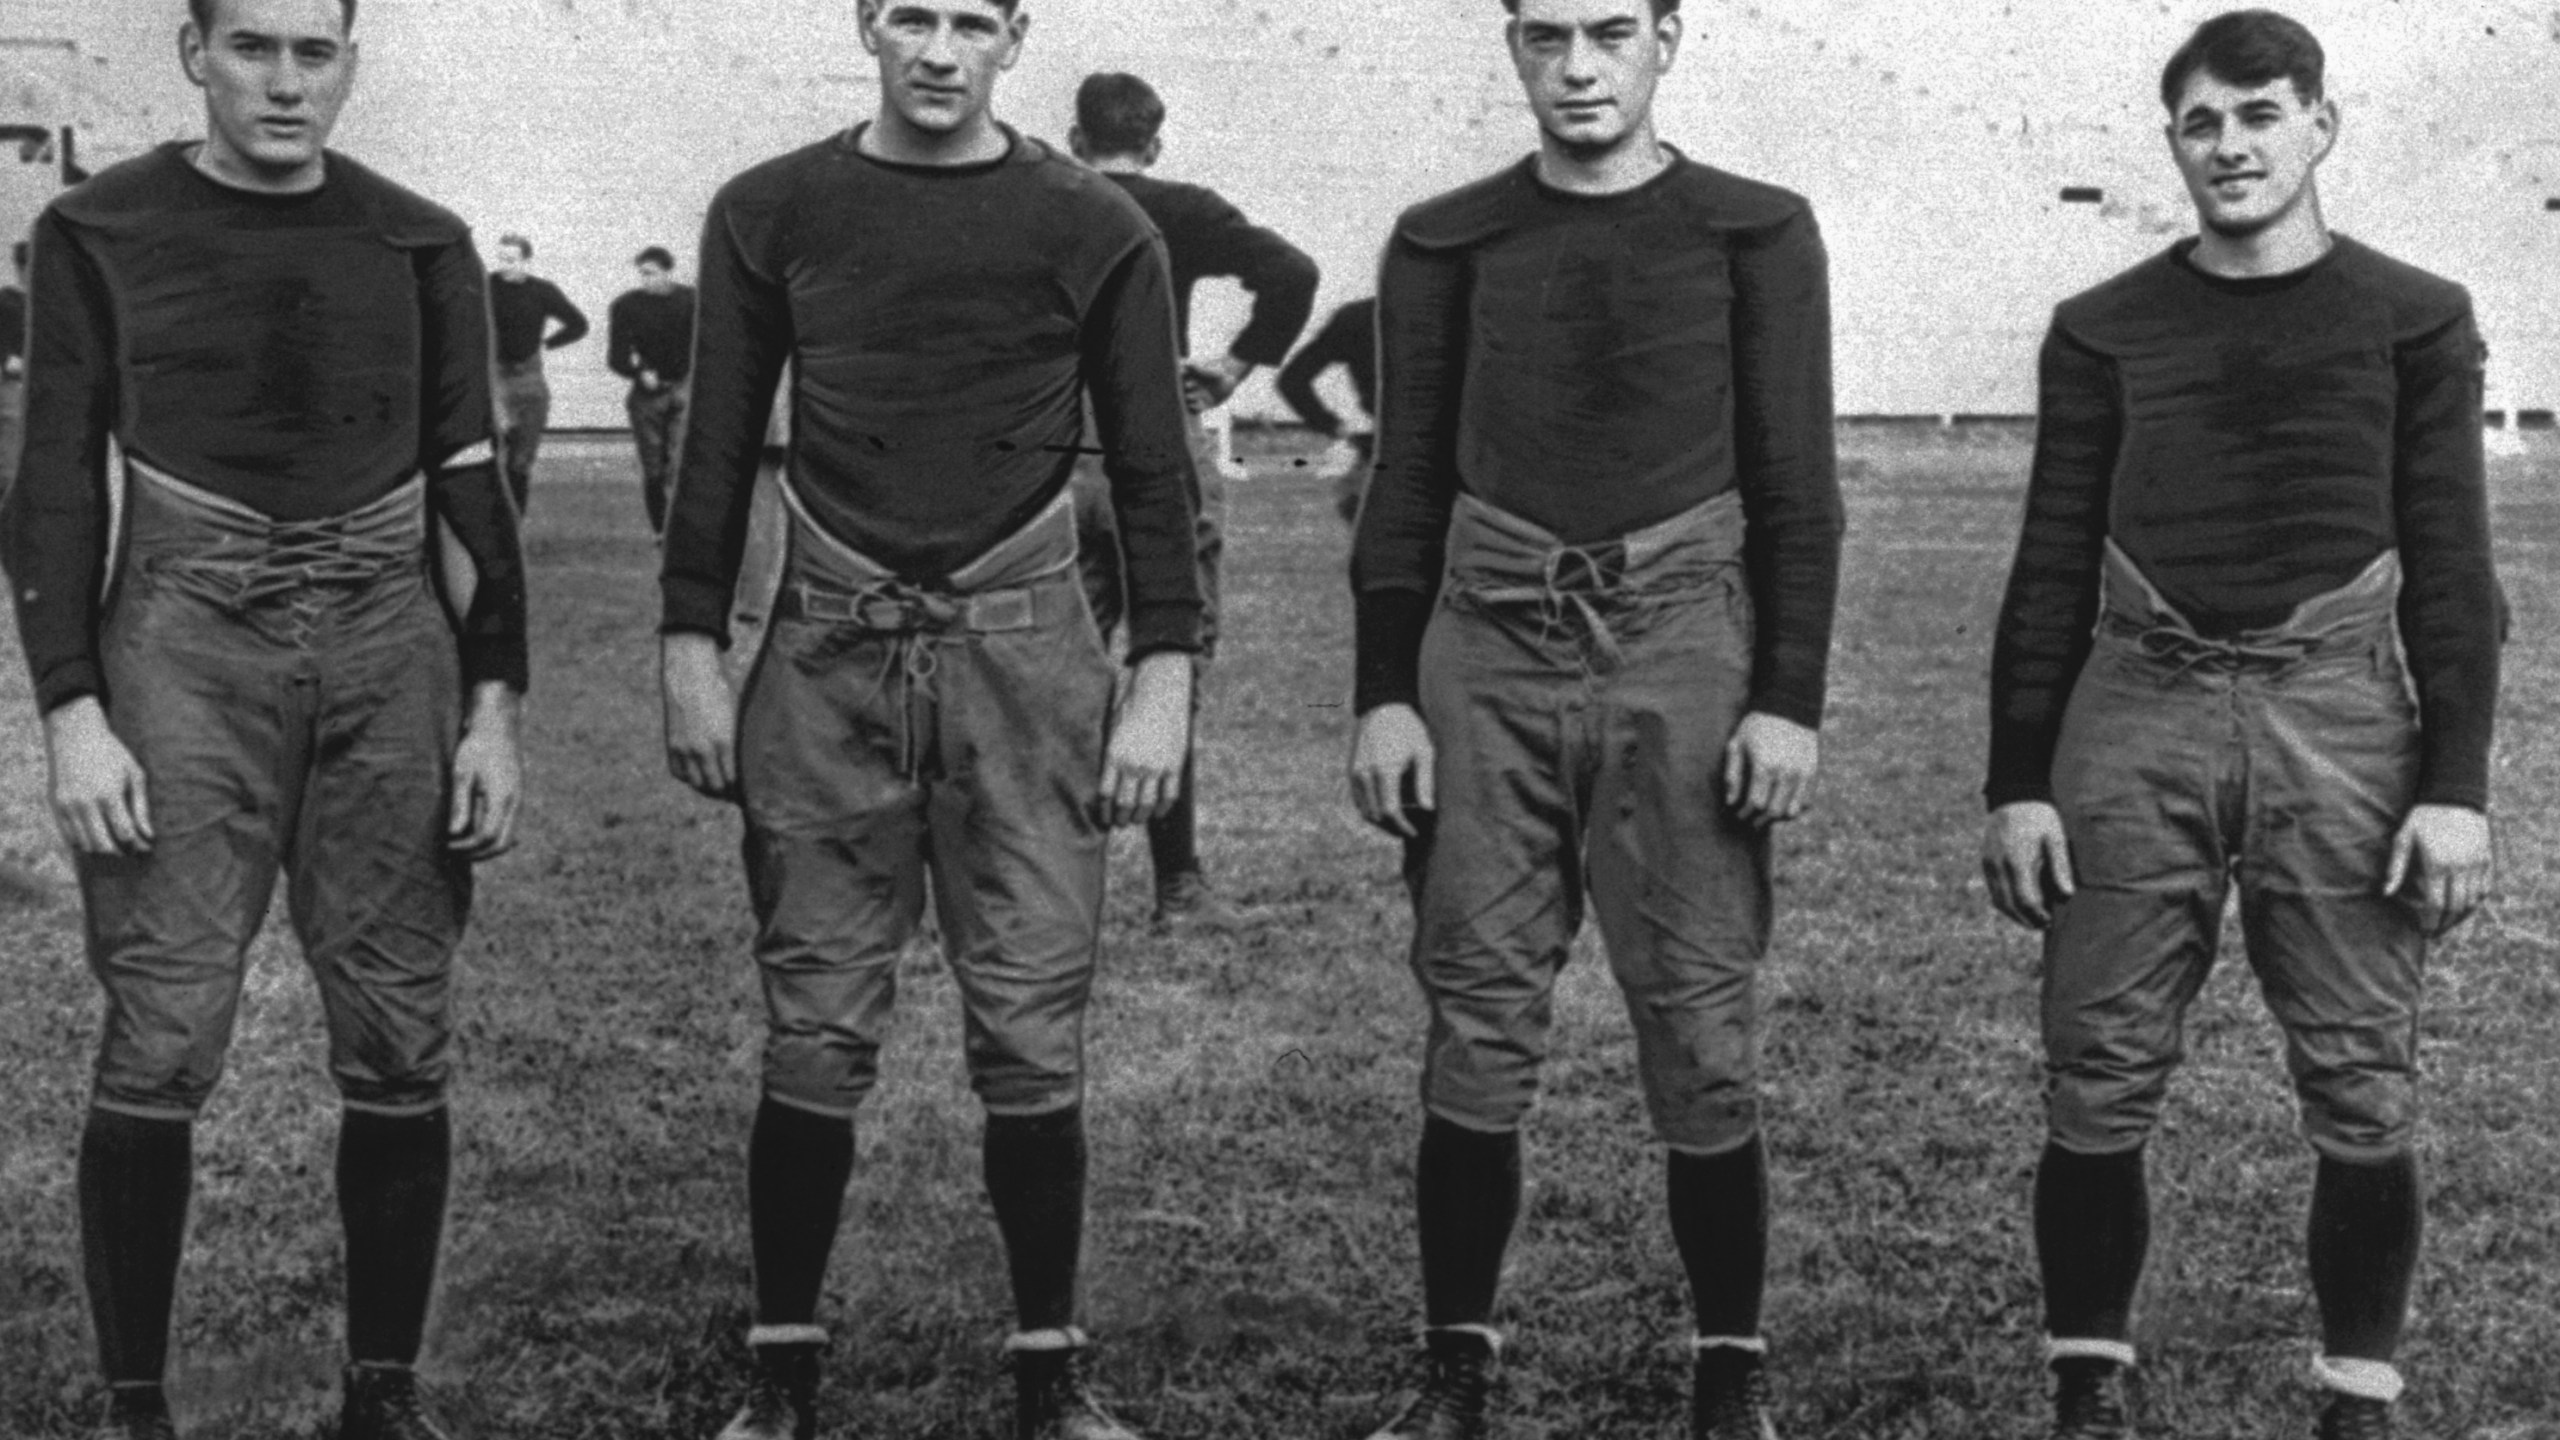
[1353,587,1433,716]
[1743,684,1825,732]
[1123,599,1205,661]
[660,580,736,649]
[2413,781,2489,812]
[458,639,531,696]
[1982,782,2057,812]
[33,662,103,716]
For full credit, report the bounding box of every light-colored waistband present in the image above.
[777,478,1078,596]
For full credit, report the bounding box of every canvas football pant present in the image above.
[1409,488,1772,1155]
[495,358,551,515]
[80,463,471,1121]
[2042,541,2425,1163]
[738,483,1117,1118]
[626,380,688,536]
[2038,542,2430,1389]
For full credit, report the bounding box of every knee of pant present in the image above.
[2298,1075,2415,1163]
[93,1075,217,1124]
[973,1064,1082,1116]
[1651,1090,1759,1155]
[95,1042,227,1122]
[1423,1063,1539,1135]
[2045,1070,2168,1155]
[763,1037,880,1116]
[334,1061,450,1116]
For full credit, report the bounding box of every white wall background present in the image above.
[6,0,2560,425]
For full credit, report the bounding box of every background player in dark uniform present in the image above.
[488,232,590,515]
[607,244,696,537]
[658,3,1200,1437]
[1980,13,2498,1440]
[0,2,530,1438]
[1346,1,1842,1436]
[1,240,27,500]
[1064,69,1317,931]
[1274,296,1378,524]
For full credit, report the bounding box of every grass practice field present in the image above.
[2,428,2556,1440]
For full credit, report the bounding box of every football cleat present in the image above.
[2316,1393,2393,1440]
[337,1364,452,1440]
[2047,1357,2130,1439]
[1692,1347,1781,1440]
[1365,1329,1495,1440]
[715,1342,821,1440]
[95,1385,177,1440]
[1014,1344,1141,1440]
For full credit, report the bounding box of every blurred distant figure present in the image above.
[487,232,589,516]
[0,240,26,500]
[1275,296,1377,524]
[607,245,695,536]
[1067,68,1319,931]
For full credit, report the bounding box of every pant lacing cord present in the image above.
[156,521,417,612]
[818,578,969,785]
[2123,620,2325,684]
[1459,541,1741,679]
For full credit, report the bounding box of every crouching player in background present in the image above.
[1982,12,2500,1439]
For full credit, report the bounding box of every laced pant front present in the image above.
[1409,489,1772,1154]
[737,486,1119,1118]
[80,466,468,1120]
[2043,541,2427,1162]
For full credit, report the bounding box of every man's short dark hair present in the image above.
[635,246,676,271]
[189,0,358,31]
[2160,9,2323,113]
[1499,0,1680,15]
[1075,73,1165,157]
[498,233,532,259]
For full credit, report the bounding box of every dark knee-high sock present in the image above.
[983,1104,1088,1332]
[337,1107,451,1366]
[748,1097,858,1328]
[78,1109,194,1386]
[2035,1142,2150,1344]
[1418,1114,1521,1328]
[1668,1135,1768,1338]
[1146,752,1202,883]
[2309,1151,2422,1361]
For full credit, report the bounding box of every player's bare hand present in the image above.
[662,631,741,801]
[1722,712,1819,826]
[1983,800,2076,930]
[2384,803,2491,938]
[448,682,525,861]
[1101,651,1193,826]
[1181,355,1253,414]
[43,697,152,856]
[1349,702,1435,839]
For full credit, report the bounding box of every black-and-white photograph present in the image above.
[0,2,2553,1437]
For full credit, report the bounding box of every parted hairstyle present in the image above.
[2160,9,2324,113]
[1500,0,1680,15]
[189,0,358,31]
[634,246,676,272]
[1075,73,1166,157]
